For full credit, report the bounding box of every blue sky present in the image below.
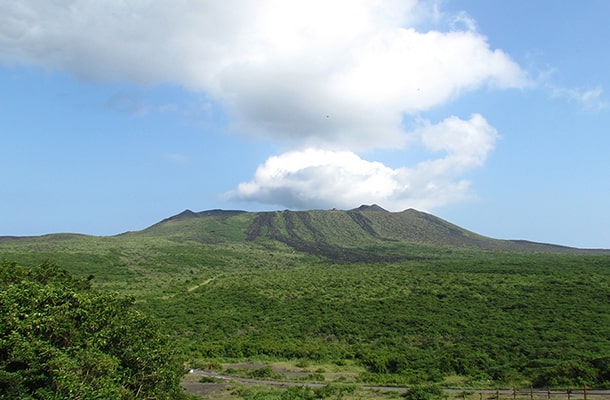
[1,1,609,248]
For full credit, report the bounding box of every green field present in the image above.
[2,208,610,396]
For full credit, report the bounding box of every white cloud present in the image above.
[0,1,526,211]
[417,114,498,172]
[449,11,478,32]
[227,149,397,210]
[227,114,498,211]
[217,18,526,150]
[552,86,608,111]
[0,0,527,149]
[536,69,607,111]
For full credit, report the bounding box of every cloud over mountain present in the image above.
[0,0,528,210]
[227,114,498,211]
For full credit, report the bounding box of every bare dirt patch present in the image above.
[182,381,228,398]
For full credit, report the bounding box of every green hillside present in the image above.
[134,205,598,258]
[1,207,610,391]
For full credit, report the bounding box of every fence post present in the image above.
[567,387,571,400]
[584,384,587,400]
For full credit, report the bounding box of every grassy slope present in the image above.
[240,208,599,256]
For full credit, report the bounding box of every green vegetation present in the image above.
[402,384,443,400]
[162,252,610,388]
[0,261,192,399]
[229,383,357,400]
[1,208,610,397]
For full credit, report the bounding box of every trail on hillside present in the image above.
[187,276,217,292]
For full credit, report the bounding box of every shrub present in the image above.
[0,261,190,399]
[402,384,443,400]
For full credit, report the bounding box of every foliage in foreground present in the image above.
[0,261,191,399]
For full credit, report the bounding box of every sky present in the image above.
[1,1,609,249]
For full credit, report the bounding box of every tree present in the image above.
[0,260,192,399]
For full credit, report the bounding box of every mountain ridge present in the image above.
[1,205,607,254]
[137,205,608,255]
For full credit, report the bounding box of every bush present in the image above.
[402,384,443,400]
[0,261,191,399]
[314,383,356,398]
[249,365,284,380]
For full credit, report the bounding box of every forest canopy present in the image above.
[0,260,190,400]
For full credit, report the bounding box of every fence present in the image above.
[451,387,610,400]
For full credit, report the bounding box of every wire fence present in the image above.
[453,387,610,400]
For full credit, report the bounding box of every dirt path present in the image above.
[182,369,324,398]
[187,276,217,292]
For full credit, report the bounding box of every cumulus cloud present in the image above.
[227,114,498,211]
[0,1,527,210]
[0,1,526,148]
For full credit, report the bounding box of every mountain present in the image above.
[2,205,605,258]
[130,205,605,258]
[155,209,248,224]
